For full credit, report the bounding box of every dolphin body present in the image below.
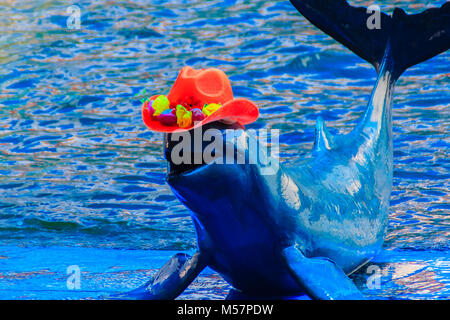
[123,1,449,299]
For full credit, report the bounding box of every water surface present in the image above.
[0,0,448,299]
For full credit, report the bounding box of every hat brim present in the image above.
[142,96,259,133]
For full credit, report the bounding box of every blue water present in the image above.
[0,0,448,299]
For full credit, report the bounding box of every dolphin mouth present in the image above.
[166,154,205,177]
[164,121,245,178]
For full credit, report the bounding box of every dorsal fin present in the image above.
[313,117,333,153]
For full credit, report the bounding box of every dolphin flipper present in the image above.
[282,247,364,300]
[110,252,207,300]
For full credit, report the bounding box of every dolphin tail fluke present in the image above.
[388,3,450,79]
[290,0,450,79]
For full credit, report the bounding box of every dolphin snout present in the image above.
[164,121,244,176]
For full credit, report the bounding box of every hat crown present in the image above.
[168,67,234,105]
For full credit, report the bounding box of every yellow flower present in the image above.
[202,103,221,116]
[176,105,192,128]
[176,105,187,118]
[152,95,170,116]
[178,112,192,128]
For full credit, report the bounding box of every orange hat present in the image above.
[142,67,259,132]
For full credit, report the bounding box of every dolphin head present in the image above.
[164,121,244,177]
[164,121,247,217]
[164,121,278,222]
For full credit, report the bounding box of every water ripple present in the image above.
[0,0,448,298]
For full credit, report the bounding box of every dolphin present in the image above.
[122,1,450,299]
